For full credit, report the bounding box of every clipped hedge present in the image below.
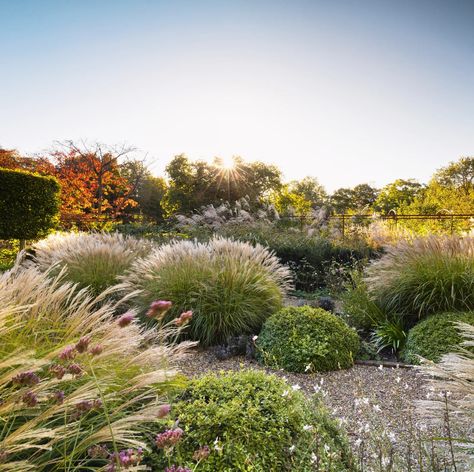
[257,306,360,373]
[0,167,60,240]
[146,370,355,471]
[402,312,474,364]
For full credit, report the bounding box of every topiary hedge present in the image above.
[146,370,355,472]
[402,312,474,364]
[0,167,60,240]
[256,306,360,373]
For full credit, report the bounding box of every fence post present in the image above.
[341,215,345,241]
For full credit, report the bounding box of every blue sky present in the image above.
[1,0,473,190]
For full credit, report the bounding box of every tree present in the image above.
[433,156,474,196]
[49,141,145,226]
[136,175,167,222]
[163,154,283,215]
[352,184,379,211]
[374,179,424,214]
[289,177,327,208]
[330,188,354,214]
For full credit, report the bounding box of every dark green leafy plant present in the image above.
[256,306,360,373]
[402,312,474,364]
[146,370,355,471]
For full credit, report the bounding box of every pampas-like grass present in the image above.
[364,236,474,322]
[120,236,292,346]
[0,266,192,471]
[29,231,153,295]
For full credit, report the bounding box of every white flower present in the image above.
[395,376,401,383]
[311,452,318,463]
[305,364,312,372]
[291,384,301,391]
[314,384,322,393]
[378,364,384,370]
[373,404,381,412]
[252,335,258,341]
[213,437,223,452]
[289,445,296,454]
[282,390,289,397]
[354,438,362,447]
[303,424,313,431]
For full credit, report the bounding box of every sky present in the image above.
[1,0,473,191]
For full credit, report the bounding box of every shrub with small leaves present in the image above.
[402,312,474,364]
[146,370,355,471]
[256,306,360,373]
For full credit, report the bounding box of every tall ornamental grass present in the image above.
[30,231,153,295]
[364,236,474,324]
[121,237,292,346]
[0,266,191,471]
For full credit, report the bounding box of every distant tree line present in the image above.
[0,141,472,229]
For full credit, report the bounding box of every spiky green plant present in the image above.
[30,231,153,295]
[364,236,474,324]
[121,237,292,346]
[0,266,191,471]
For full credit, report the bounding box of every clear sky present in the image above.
[1,0,473,191]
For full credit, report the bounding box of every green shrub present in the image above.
[0,167,60,240]
[256,306,360,372]
[402,312,474,364]
[0,266,186,470]
[365,236,474,325]
[121,237,292,346]
[31,231,153,295]
[340,270,389,331]
[146,370,355,472]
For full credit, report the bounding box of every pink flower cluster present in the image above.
[12,371,40,387]
[193,445,211,460]
[106,448,144,471]
[174,310,193,326]
[147,300,173,319]
[72,399,102,419]
[165,466,192,472]
[117,311,135,327]
[155,427,184,449]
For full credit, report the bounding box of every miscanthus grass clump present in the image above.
[121,237,292,346]
[0,266,191,471]
[364,236,474,325]
[30,231,153,295]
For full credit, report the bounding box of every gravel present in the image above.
[176,348,429,446]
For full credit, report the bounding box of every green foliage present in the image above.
[147,370,355,471]
[256,306,360,373]
[402,312,474,364]
[32,232,153,295]
[365,236,474,324]
[289,176,328,208]
[0,167,60,240]
[330,184,379,213]
[374,178,424,214]
[340,271,388,331]
[136,175,167,222]
[121,237,291,346]
[371,316,407,354]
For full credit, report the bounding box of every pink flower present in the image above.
[12,371,40,387]
[49,364,66,379]
[67,363,83,376]
[89,344,103,356]
[174,310,193,326]
[193,445,211,461]
[59,345,76,361]
[165,466,192,472]
[72,399,102,419]
[117,312,134,327]
[88,444,110,459]
[106,448,143,471]
[75,336,91,353]
[52,390,65,404]
[22,391,38,407]
[146,300,173,319]
[155,428,183,449]
[157,403,171,418]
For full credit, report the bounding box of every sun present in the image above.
[216,156,235,170]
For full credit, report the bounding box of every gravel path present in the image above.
[176,348,429,447]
